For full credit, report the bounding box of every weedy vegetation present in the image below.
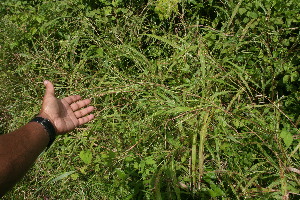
[0,0,299,199]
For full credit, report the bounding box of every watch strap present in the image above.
[30,117,56,149]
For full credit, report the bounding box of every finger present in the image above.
[63,95,82,104]
[43,80,55,98]
[70,99,91,111]
[74,106,94,118]
[78,114,95,126]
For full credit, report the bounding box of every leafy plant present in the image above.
[1,0,299,199]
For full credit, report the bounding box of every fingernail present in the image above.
[44,80,49,85]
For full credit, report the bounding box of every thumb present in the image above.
[43,80,55,98]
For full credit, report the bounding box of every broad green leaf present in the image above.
[239,7,247,15]
[247,11,258,18]
[79,150,93,164]
[115,168,127,179]
[154,0,179,20]
[291,71,299,82]
[208,182,225,197]
[280,129,293,148]
[71,173,79,181]
[96,48,104,57]
[145,157,156,165]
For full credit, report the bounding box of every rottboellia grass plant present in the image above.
[0,0,299,199]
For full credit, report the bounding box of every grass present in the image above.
[0,0,299,199]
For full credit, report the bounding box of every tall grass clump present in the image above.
[0,0,299,199]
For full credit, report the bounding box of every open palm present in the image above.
[39,81,94,135]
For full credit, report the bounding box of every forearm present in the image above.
[0,122,49,196]
[0,80,94,197]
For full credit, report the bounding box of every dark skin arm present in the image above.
[0,80,94,196]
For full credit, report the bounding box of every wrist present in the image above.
[30,116,56,150]
[37,113,58,132]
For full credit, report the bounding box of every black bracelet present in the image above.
[30,117,56,149]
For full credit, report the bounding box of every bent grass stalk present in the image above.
[191,125,197,191]
[191,111,211,191]
[198,111,210,190]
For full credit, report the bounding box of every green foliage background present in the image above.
[0,0,299,199]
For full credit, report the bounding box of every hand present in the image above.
[38,80,94,135]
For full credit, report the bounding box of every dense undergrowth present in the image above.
[0,0,299,199]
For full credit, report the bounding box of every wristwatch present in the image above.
[30,117,56,149]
